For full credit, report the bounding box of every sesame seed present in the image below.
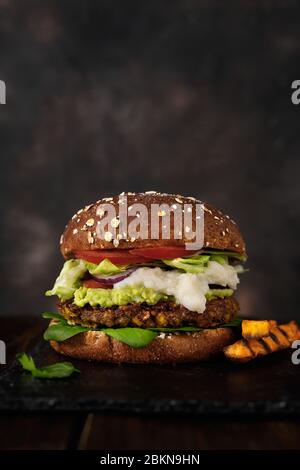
[145,190,156,194]
[130,236,136,242]
[117,233,122,240]
[235,243,239,247]
[60,235,63,244]
[103,197,113,202]
[119,191,125,196]
[185,226,191,233]
[128,206,132,211]
[72,214,77,220]
[171,204,177,210]
[157,210,166,217]
[225,228,229,233]
[77,218,80,223]
[73,228,78,235]
[205,241,210,246]
[175,197,183,203]
[86,218,94,227]
[214,216,220,220]
[221,230,226,236]
[111,217,120,228]
[87,231,94,244]
[113,239,119,247]
[77,209,83,215]
[96,206,105,217]
[84,204,93,211]
[104,231,113,242]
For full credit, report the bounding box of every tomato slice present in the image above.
[83,279,112,289]
[75,250,148,265]
[129,247,200,260]
[76,247,200,265]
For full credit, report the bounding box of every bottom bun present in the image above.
[50,328,235,364]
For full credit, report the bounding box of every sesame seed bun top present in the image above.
[60,192,246,258]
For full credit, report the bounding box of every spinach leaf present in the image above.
[150,326,202,333]
[220,317,242,328]
[43,322,89,341]
[42,312,66,322]
[17,353,79,379]
[149,319,242,333]
[103,328,158,348]
[43,316,242,348]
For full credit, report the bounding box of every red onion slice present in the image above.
[90,267,136,285]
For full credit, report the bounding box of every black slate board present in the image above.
[0,341,299,416]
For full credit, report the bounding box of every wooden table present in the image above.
[1,316,300,450]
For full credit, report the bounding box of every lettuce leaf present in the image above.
[209,254,228,265]
[162,255,211,273]
[45,259,127,301]
[46,251,246,302]
[45,259,87,300]
[201,249,247,262]
[85,259,127,276]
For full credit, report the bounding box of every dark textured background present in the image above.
[1,0,300,319]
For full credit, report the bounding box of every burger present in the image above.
[44,192,246,363]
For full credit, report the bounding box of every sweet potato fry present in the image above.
[278,321,300,341]
[242,320,275,339]
[224,320,300,363]
[223,339,254,363]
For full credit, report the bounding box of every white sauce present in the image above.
[114,261,240,313]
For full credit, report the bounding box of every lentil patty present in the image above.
[58,297,239,329]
